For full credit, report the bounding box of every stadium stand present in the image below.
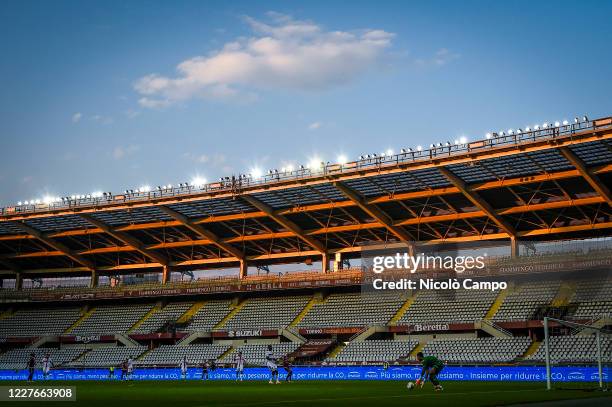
[0,307,81,337]
[526,335,612,363]
[70,304,154,336]
[0,347,88,370]
[70,346,147,367]
[398,290,498,325]
[222,296,311,330]
[570,279,612,319]
[492,281,561,321]
[420,337,532,363]
[297,292,403,328]
[137,344,230,366]
[131,302,193,334]
[327,339,418,363]
[220,343,301,365]
[181,300,233,332]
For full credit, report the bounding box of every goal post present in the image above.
[543,316,610,391]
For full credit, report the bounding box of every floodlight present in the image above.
[337,155,348,165]
[250,167,263,179]
[386,149,394,156]
[459,136,468,144]
[582,115,588,122]
[416,145,423,151]
[562,120,569,126]
[554,121,560,127]
[485,133,492,139]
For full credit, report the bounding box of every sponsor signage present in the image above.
[211,330,278,338]
[299,327,364,335]
[0,366,607,382]
[24,275,362,303]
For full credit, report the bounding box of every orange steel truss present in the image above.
[0,120,610,281]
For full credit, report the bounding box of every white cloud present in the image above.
[91,114,114,125]
[415,48,460,67]
[72,112,82,123]
[134,13,395,108]
[308,121,322,130]
[112,145,140,160]
[184,152,227,165]
[125,109,141,119]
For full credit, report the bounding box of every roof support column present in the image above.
[333,252,343,272]
[162,265,170,284]
[321,253,330,273]
[90,269,99,288]
[15,273,23,290]
[510,237,519,258]
[239,259,248,279]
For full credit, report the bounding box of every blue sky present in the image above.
[1,0,611,206]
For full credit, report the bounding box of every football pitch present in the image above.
[1,381,610,406]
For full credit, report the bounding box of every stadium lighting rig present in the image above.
[484,115,589,141]
[9,113,596,210]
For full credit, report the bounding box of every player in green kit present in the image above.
[415,352,444,391]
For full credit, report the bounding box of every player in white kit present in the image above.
[42,353,52,380]
[234,351,245,381]
[265,345,279,384]
[180,356,188,380]
[127,357,134,380]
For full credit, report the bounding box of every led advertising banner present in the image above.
[0,366,607,382]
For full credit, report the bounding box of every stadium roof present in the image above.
[0,117,611,279]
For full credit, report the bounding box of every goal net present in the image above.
[541,317,611,391]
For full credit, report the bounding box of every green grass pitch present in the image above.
[2,381,610,406]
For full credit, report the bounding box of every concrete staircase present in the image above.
[64,306,96,334]
[31,336,57,348]
[217,346,235,361]
[176,331,211,346]
[408,342,426,358]
[289,294,323,327]
[520,340,541,359]
[281,327,307,343]
[136,348,152,361]
[115,333,140,347]
[129,303,161,332]
[213,300,246,329]
[176,301,207,324]
[475,319,513,337]
[388,294,418,325]
[349,325,387,342]
[576,316,612,335]
[0,308,14,320]
[485,286,512,320]
[551,282,577,307]
[327,342,346,359]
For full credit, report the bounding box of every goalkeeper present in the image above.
[415,352,444,391]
